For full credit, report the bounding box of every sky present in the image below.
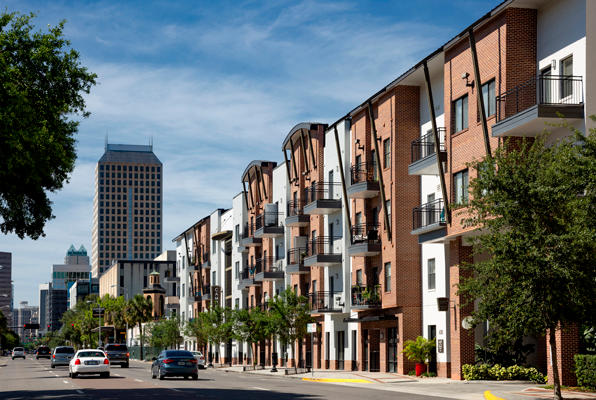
[1,0,500,307]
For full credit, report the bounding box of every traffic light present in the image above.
[23,323,40,330]
[47,324,50,329]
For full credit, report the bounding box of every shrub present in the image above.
[462,363,546,383]
[574,354,596,389]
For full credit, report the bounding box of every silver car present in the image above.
[190,351,206,369]
[12,347,26,360]
[51,346,75,368]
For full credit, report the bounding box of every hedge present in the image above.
[462,364,546,383]
[574,354,596,389]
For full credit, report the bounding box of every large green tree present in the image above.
[0,12,96,239]
[124,294,153,360]
[232,307,270,366]
[147,316,183,350]
[204,305,233,366]
[460,121,596,400]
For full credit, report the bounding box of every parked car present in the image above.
[69,349,110,378]
[190,351,206,369]
[12,347,26,360]
[104,344,129,368]
[151,350,198,380]
[36,346,52,359]
[51,346,75,368]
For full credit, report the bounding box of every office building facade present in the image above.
[0,252,12,324]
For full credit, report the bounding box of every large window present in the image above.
[454,95,469,132]
[384,262,391,292]
[561,56,573,98]
[427,258,436,290]
[454,169,469,205]
[481,79,496,117]
[383,138,391,168]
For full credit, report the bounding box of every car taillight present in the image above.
[126,352,130,357]
[163,359,174,364]
[190,359,197,364]
[74,359,81,365]
[199,356,204,360]
[104,358,109,365]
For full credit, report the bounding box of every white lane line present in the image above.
[251,387,270,391]
[63,380,69,384]
[76,390,84,394]
[114,373,121,376]
[134,378,143,382]
[169,388,181,392]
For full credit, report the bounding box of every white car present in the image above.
[69,349,110,378]
[190,351,206,369]
[12,347,26,360]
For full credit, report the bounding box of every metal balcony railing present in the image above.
[412,199,445,230]
[242,223,255,239]
[309,291,342,312]
[250,259,262,275]
[257,256,283,273]
[241,267,251,280]
[496,75,583,122]
[307,236,341,257]
[255,212,283,230]
[351,285,381,308]
[411,128,446,163]
[350,223,380,244]
[350,162,378,185]
[303,182,342,203]
[287,248,307,265]
[287,200,307,217]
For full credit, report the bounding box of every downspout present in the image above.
[468,28,492,158]
[367,100,391,241]
[334,125,353,245]
[423,60,451,224]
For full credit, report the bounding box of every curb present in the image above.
[302,377,375,384]
[484,390,505,400]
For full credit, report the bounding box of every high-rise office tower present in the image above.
[0,252,12,324]
[92,143,163,278]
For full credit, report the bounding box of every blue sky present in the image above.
[2,0,500,306]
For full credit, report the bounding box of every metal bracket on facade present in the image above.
[299,129,310,173]
[468,28,492,158]
[307,128,317,170]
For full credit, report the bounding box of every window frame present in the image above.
[453,169,469,205]
[453,94,469,133]
[383,138,391,169]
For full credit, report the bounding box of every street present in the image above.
[0,356,454,400]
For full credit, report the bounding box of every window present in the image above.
[561,56,573,98]
[235,224,239,242]
[454,169,469,205]
[235,261,239,279]
[385,200,391,230]
[356,269,363,286]
[454,95,468,132]
[428,258,436,290]
[481,79,496,117]
[383,138,391,168]
[384,262,391,292]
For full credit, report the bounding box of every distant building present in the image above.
[38,283,49,334]
[92,143,163,278]
[68,278,99,309]
[15,301,38,342]
[47,285,67,332]
[0,252,12,324]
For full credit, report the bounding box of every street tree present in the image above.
[0,12,97,239]
[184,312,209,353]
[204,305,233,365]
[459,122,596,400]
[147,316,183,350]
[231,307,270,366]
[124,294,153,360]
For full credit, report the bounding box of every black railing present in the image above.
[309,291,342,311]
[411,128,446,163]
[496,75,583,122]
[255,212,283,230]
[351,285,381,308]
[304,182,342,203]
[257,256,283,273]
[350,223,380,244]
[412,198,445,230]
[350,162,377,185]
[250,259,262,275]
[307,236,341,257]
[191,285,211,298]
[287,248,307,265]
[241,267,251,280]
[287,200,306,217]
[242,223,255,239]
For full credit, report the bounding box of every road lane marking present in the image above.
[114,373,121,376]
[484,391,505,400]
[63,380,69,384]
[134,378,143,382]
[251,387,271,391]
[169,388,181,392]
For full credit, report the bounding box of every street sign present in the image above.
[92,307,105,317]
[307,323,316,333]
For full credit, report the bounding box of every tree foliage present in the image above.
[0,11,96,239]
[147,316,182,350]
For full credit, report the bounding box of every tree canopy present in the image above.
[0,12,96,239]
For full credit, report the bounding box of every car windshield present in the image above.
[105,344,127,351]
[78,351,105,358]
[14,347,24,351]
[164,351,193,358]
[55,347,75,354]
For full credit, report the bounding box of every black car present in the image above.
[104,344,129,368]
[151,350,198,380]
[36,346,51,359]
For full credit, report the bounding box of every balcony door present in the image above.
[328,222,334,253]
[337,331,345,370]
[328,170,334,198]
[387,327,398,372]
[540,66,552,104]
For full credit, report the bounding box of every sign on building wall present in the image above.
[212,286,221,306]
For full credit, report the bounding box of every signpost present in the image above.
[92,308,105,347]
[307,323,316,378]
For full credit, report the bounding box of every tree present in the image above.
[459,121,596,400]
[0,309,20,350]
[184,313,209,354]
[269,288,312,371]
[232,307,270,366]
[147,317,183,350]
[204,305,233,366]
[124,294,153,360]
[0,12,96,239]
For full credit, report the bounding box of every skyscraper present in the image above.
[92,143,163,277]
[0,252,12,324]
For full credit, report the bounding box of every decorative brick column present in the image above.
[546,324,579,386]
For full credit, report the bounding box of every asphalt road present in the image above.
[0,355,456,400]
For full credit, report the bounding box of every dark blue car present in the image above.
[151,350,198,380]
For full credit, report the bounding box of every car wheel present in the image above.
[192,374,198,380]
[184,375,189,380]
[51,364,55,369]
[11,357,14,360]
[151,369,156,379]
[101,372,109,378]
[72,372,78,379]
[158,368,165,380]
[121,362,129,368]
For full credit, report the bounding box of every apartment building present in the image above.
[172,0,591,383]
[92,143,163,278]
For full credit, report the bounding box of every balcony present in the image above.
[351,285,382,310]
[286,248,309,274]
[238,267,253,290]
[304,237,342,267]
[348,224,381,257]
[240,223,262,247]
[309,291,343,313]
[408,129,447,176]
[190,285,211,301]
[303,183,342,215]
[347,162,379,199]
[254,212,284,238]
[411,198,446,241]
[254,257,284,282]
[285,200,310,227]
[492,75,584,137]
[201,253,211,269]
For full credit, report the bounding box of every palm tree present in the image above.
[125,294,153,360]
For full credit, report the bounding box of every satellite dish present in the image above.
[462,316,474,330]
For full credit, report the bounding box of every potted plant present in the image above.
[402,336,436,376]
